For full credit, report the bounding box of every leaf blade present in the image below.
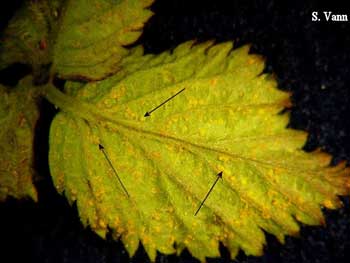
[48,41,350,261]
[0,76,40,201]
[53,0,154,80]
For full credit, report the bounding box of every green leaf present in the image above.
[63,45,150,96]
[46,41,350,262]
[53,0,154,80]
[0,76,40,201]
[1,0,154,81]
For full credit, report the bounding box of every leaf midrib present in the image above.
[45,85,336,193]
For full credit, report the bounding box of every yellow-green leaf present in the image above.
[46,41,350,262]
[0,76,40,201]
[53,0,154,80]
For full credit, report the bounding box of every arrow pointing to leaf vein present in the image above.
[144,87,186,117]
[99,144,130,198]
[194,171,223,216]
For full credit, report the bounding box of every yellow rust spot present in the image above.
[98,219,106,229]
[188,98,199,106]
[89,133,100,145]
[95,189,106,200]
[17,114,26,127]
[168,235,175,245]
[323,199,337,209]
[239,204,250,220]
[267,189,279,201]
[70,188,77,197]
[218,155,230,162]
[210,239,217,249]
[184,235,194,245]
[262,208,271,219]
[247,55,262,65]
[267,169,275,178]
[132,171,143,181]
[162,70,175,83]
[113,217,121,228]
[151,151,161,159]
[167,220,175,230]
[154,225,162,233]
[142,234,151,245]
[152,213,160,221]
[127,146,136,155]
[151,187,159,194]
[110,85,126,100]
[125,107,137,119]
[166,206,175,213]
[216,164,225,173]
[210,78,218,86]
[191,221,199,228]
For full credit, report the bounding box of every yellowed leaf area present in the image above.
[47,41,350,262]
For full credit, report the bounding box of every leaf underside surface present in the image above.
[0,76,39,201]
[48,41,350,262]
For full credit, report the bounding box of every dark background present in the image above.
[1,0,350,262]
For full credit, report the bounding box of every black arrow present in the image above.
[194,171,222,216]
[99,144,130,198]
[144,87,186,117]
